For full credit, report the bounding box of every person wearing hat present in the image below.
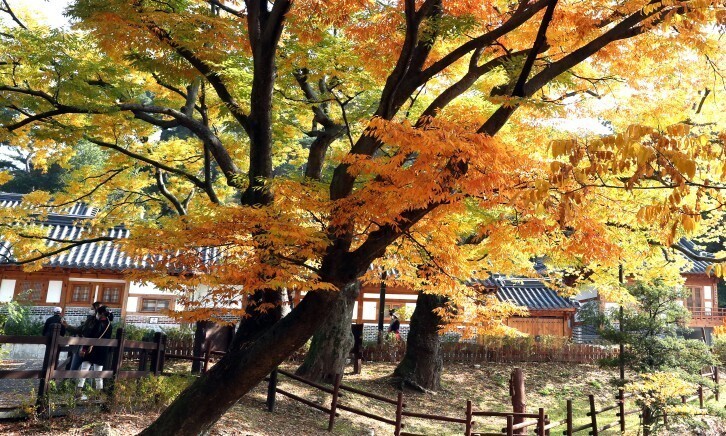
[42,307,66,337]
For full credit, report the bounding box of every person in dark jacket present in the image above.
[75,306,112,396]
[63,304,98,371]
[42,307,66,337]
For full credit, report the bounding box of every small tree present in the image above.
[626,371,699,434]
[579,280,715,374]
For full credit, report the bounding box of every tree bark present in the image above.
[392,292,446,391]
[296,282,360,383]
[139,285,350,436]
[229,289,283,351]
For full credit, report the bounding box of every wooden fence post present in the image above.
[510,368,526,435]
[108,327,125,403]
[537,407,545,436]
[506,415,514,436]
[37,324,61,410]
[137,335,149,373]
[267,368,278,412]
[698,385,704,409]
[150,332,164,376]
[192,321,206,374]
[588,394,598,436]
[395,392,404,436]
[616,389,625,433]
[465,400,473,436]
[565,399,573,436]
[328,373,341,432]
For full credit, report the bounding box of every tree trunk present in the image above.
[229,289,283,351]
[296,282,360,383]
[139,285,349,436]
[392,292,446,391]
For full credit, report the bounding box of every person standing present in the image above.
[63,304,98,371]
[74,306,112,399]
[42,307,66,337]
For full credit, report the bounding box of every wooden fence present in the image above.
[361,342,617,364]
[0,324,166,410]
[259,366,722,436]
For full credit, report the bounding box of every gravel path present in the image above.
[0,360,42,409]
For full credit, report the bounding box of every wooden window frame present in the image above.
[685,286,704,311]
[139,297,173,313]
[13,279,48,304]
[99,285,123,307]
[68,282,96,305]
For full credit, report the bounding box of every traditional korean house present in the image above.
[347,274,578,340]
[572,238,725,343]
[0,192,180,328]
[678,239,723,329]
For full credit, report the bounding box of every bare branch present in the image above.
[0,0,27,29]
[156,168,187,215]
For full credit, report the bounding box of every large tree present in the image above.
[1,0,725,434]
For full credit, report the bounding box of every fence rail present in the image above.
[0,325,166,412]
[361,342,616,364]
[260,365,721,436]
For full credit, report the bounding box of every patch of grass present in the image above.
[538,386,554,396]
[588,379,603,390]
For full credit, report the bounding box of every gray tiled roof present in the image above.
[471,275,577,310]
[0,192,98,217]
[0,193,220,272]
[676,238,716,274]
[0,192,144,270]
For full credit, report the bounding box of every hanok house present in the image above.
[678,239,723,330]
[347,274,578,341]
[0,192,179,328]
[573,238,725,343]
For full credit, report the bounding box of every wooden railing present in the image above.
[361,342,617,365]
[688,308,726,326]
[0,324,166,411]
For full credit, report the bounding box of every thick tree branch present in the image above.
[414,0,550,90]
[118,103,242,188]
[478,1,674,136]
[141,19,250,134]
[511,0,559,97]
[418,49,530,122]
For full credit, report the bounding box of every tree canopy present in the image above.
[1,0,725,433]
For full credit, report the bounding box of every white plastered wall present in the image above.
[46,280,63,303]
[0,279,16,302]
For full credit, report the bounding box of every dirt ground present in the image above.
[0,362,724,435]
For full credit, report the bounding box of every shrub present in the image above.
[1,300,44,336]
[579,280,716,374]
[711,325,726,365]
[626,371,701,434]
[122,323,156,341]
[113,375,192,412]
[161,325,194,342]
